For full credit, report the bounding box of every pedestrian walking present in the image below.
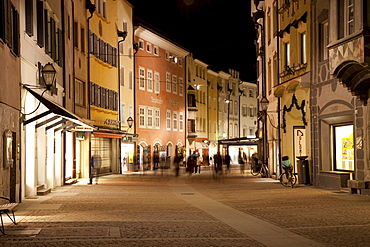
[174,153,182,176]
[225,153,231,173]
[214,152,223,174]
[89,153,101,184]
[195,155,203,174]
[239,149,247,174]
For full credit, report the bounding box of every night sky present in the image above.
[129,0,257,82]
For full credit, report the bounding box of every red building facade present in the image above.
[134,24,189,170]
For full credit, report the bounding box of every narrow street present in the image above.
[2,167,370,246]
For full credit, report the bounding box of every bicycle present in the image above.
[250,160,270,178]
[279,167,297,188]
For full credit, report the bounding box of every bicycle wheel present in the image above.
[280,172,296,187]
[250,162,260,176]
[261,166,269,178]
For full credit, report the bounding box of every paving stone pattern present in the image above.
[1,169,370,246]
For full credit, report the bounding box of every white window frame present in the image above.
[146,42,152,53]
[173,111,178,131]
[179,77,183,96]
[147,69,153,92]
[165,51,170,61]
[172,75,177,94]
[153,45,159,56]
[147,108,153,128]
[138,39,144,50]
[166,110,171,130]
[155,109,160,129]
[154,71,160,94]
[179,112,184,132]
[139,67,145,90]
[139,106,146,128]
[166,72,171,92]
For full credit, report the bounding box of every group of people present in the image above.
[185,151,203,175]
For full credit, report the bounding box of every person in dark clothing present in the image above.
[214,152,223,174]
[225,153,231,173]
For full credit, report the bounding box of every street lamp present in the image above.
[127,116,134,129]
[41,62,56,90]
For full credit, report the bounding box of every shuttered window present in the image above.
[0,0,5,41]
[58,29,63,66]
[36,0,44,47]
[50,17,56,60]
[25,0,33,36]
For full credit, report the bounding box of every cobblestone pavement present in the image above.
[1,167,370,246]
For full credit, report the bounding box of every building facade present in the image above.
[134,23,189,171]
[311,0,370,190]
[0,0,21,202]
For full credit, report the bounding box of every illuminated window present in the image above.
[147,69,153,92]
[179,77,183,96]
[166,110,171,130]
[139,67,145,90]
[147,108,153,128]
[154,72,160,94]
[166,72,171,92]
[334,125,354,171]
[173,111,178,131]
[172,75,177,94]
[300,32,307,64]
[139,106,145,128]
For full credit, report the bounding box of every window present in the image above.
[338,0,354,39]
[179,112,184,131]
[36,0,44,47]
[173,111,178,131]
[139,107,145,128]
[166,110,171,130]
[120,103,125,123]
[147,69,153,92]
[178,58,182,67]
[153,45,159,56]
[300,32,306,64]
[155,109,160,128]
[147,108,153,128]
[138,39,144,50]
[188,119,196,133]
[75,79,85,106]
[154,72,160,94]
[188,94,196,107]
[284,42,290,67]
[165,51,169,60]
[120,66,124,86]
[334,125,354,171]
[234,124,238,138]
[234,101,238,115]
[319,21,329,61]
[139,67,145,90]
[102,0,107,19]
[74,21,78,48]
[129,70,133,89]
[25,0,33,36]
[146,42,152,53]
[179,77,183,96]
[1,1,20,55]
[242,105,247,116]
[166,72,171,92]
[80,27,85,53]
[249,89,254,98]
[172,75,177,94]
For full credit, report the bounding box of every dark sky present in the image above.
[129,0,257,81]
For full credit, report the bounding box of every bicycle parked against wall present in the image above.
[279,156,297,188]
[250,157,270,178]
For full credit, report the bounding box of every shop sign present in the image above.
[104,119,120,126]
[294,127,306,157]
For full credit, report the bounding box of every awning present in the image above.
[23,86,95,132]
[218,137,258,146]
[92,132,123,139]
